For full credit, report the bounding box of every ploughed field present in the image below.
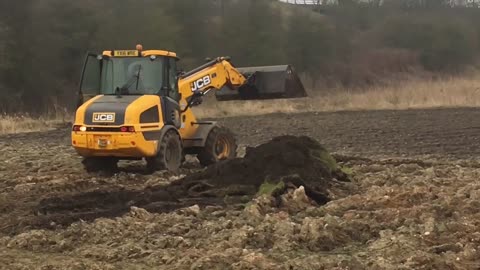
[1,108,480,270]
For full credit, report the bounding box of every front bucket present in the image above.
[215,65,307,101]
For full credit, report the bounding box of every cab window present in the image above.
[168,57,180,100]
[80,53,101,95]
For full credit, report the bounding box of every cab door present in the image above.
[77,53,102,108]
[160,57,181,128]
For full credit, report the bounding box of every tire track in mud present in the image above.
[31,188,224,230]
[2,108,480,236]
[13,136,349,234]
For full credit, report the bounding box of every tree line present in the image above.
[0,0,479,114]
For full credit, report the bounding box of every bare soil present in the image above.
[1,108,480,269]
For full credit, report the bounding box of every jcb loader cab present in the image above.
[73,45,306,172]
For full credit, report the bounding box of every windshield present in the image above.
[100,57,164,95]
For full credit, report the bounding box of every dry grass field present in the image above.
[1,75,479,135]
[196,75,480,118]
[0,113,71,135]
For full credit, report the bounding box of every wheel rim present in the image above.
[215,136,230,160]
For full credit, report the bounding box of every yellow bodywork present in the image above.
[73,49,248,159]
[177,57,247,141]
[73,95,162,158]
[73,131,158,158]
[178,57,247,92]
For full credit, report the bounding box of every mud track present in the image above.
[1,108,480,269]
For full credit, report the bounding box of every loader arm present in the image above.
[177,57,249,98]
[178,57,307,104]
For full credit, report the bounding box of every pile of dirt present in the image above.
[181,135,349,204]
[29,136,349,231]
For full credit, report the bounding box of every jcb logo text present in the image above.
[191,75,212,92]
[93,113,115,123]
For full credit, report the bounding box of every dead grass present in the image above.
[0,114,72,135]
[195,75,480,118]
[2,75,479,134]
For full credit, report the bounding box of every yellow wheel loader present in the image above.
[72,45,306,172]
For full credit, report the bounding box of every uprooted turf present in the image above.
[29,136,351,232]
[181,135,350,204]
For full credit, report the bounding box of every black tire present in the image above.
[197,126,237,167]
[82,157,118,173]
[146,130,182,172]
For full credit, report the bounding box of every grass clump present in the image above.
[311,148,338,174]
[340,166,354,176]
[256,181,286,197]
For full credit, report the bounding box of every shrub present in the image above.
[382,15,478,72]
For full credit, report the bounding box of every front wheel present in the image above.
[146,130,182,172]
[197,126,237,167]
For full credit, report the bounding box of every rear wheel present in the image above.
[82,157,118,173]
[197,126,237,167]
[146,130,182,172]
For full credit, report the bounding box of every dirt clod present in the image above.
[184,135,348,204]
[6,136,345,233]
[2,109,480,269]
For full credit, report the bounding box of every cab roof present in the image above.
[102,49,178,58]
